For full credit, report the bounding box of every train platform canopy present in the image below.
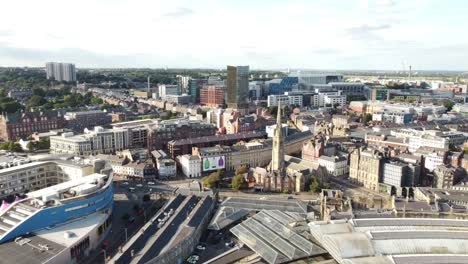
[309,218,468,264]
[208,196,308,231]
[230,210,326,264]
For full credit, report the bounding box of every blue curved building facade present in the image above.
[0,174,113,244]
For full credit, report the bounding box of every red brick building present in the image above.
[200,85,225,107]
[0,111,65,141]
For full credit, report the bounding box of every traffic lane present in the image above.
[139,196,200,263]
[116,195,186,264]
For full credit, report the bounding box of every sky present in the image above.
[1,0,467,70]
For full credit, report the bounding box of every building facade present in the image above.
[226,65,249,111]
[349,148,382,191]
[200,85,225,107]
[267,94,303,107]
[46,62,76,82]
[0,111,65,141]
[177,154,202,178]
[50,127,130,156]
[64,110,112,132]
[318,155,348,177]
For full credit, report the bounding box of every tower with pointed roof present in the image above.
[271,101,285,172]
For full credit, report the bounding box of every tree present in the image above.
[202,173,218,188]
[362,113,372,124]
[0,142,22,152]
[32,88,46,97]
[1,101,23,113]
[27,139,50,151]
[310,177,321,193]
[235,165,248,175]
[443,100,455,111]
[27,95,46,108]
[91,96,103,105]
[231,174,246,191]
[309,176,330,193]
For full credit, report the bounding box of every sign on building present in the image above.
[203,156,225,171]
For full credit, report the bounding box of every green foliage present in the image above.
[235,165,248,175]
[231,174,246,191]
[0,142,22,152]
[309,176,329,193]
[32,88,46,97]
[0,70,50,90]
[26,139,50,151]
[443,100,455,111]
[27,95,47,108]
[362,113,372,124]
[1,101,23,113]
[202,170,225,188]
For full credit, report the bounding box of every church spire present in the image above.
[276,100,282,130]
[271,100,285,172]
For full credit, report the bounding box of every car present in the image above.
[225,241,234,247]
[121,182,129,185]
[136,184,143,188]
[127,217,135,225]
[128,187,136,193]
[147,181,155,185]
[196,245,206,251]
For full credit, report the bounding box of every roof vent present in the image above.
[64,231,75,239]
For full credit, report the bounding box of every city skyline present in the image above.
[0,0,468,71]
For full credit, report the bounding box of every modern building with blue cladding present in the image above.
[0,173,113,244]
[268,77,298,95]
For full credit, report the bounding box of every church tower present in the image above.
[271,101,285,172]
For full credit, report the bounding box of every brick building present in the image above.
[200,85,225,107]
[0,111,65,141]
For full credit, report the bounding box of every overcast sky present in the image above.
[1,0,467,70]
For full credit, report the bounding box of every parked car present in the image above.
[121,182,129,185]
[147,181,155,185]
[136,184,143,188]
[196,244,206,251]
[225,241,234,247]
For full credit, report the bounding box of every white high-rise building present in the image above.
[46,62,76,82]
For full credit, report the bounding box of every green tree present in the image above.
[90,96,103,105]
[309,176,330,193]
[0,142,22,152]
[362,113,372,124]
[27,95,46,108]
[1,101,23,113]
[443,100,455,111]
[235,165,248,175]
[32,88,46,97]
[202,173,219,188]
[310,177,321,193]
[231,174,246,191]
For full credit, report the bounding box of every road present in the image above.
[115,195,186,264]
[80,181,170,264]
[138,195,200,263]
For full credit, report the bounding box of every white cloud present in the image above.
[0,0,466,70]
